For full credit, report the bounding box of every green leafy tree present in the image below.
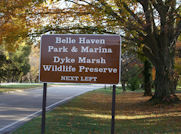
[0,42,31,82]
[0,48,9,82]
[9,43,31,82]
[0,0,45,82]
[127,64,142,91]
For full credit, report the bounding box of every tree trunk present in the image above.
[143,59,152,96]
[151,62,179,103]
[121,81,126,92]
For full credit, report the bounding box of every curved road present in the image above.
[0,84,103,134]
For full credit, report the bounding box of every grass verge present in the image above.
[13,88,181,134]
[0,83,92,93]
[0,84,42,93]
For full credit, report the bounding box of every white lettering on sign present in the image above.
[48,46,68,53]
[78,57,106,64]
[61,76,79,81]
[79,66,117,73]
[55,37,105,45]
[53,56,75,64]
[60,76,97,82]
[56,37,76,44]
[79,37,105,44]
[43,65,76,72]
[81,46,112,53]
[80,76,97,82]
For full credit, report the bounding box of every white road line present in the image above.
[0,90,91,132]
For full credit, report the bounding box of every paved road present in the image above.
[0,84,103,134]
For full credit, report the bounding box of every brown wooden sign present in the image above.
[39,34,121,84]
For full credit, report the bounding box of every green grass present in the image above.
[0,84,42,93]
[96,87,123,94]
[13,88,181,134]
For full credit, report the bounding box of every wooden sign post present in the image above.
[39,34,121,134]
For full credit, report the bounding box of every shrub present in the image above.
[127,76,140,91]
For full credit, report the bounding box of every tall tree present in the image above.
[0,0,44,82]
[26,0,180,103]
[60,0,180,103]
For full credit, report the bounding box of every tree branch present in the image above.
[96,0,123,23]
[122,2,145,26]
[170,20,181,48]
[29,25,116,37]
[143,46,157,66]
